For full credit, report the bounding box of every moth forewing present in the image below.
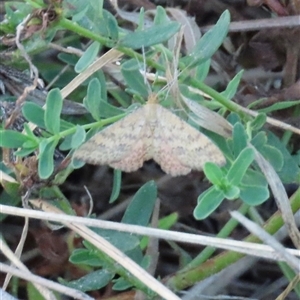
[74,95,225,176]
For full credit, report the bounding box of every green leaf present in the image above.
[94,70,107,101]
[153,6,169,25]
[223,185,240,200]
[195,59,211,81]
[67,3,118,40]
[109,169,122,203]
[252,132,283,171]
[90,229,140,252]
[258,100,300,114]
[0,188,21,221]
[27,282,44,300]
[61,269,113,292]
[60,125,86,150]
[251,131,267,149]
[71,126,86,148]
[22,102,46,129]
[240,184,270,205]
[69,248,103,267]
[45,88,63,134]
[38,139,59,179]
[22,139,39,149]
[113,278,132,291]
[122,181,157,226]
[98,100,125,118]
[227,147,255,185]
[119,22,180,49]
[250,113,267,131]
[0,130,32,148]
[232,122,248,156]
[59,133,73,151]
[4,2,32,27]
[23,123,39,140]
[259,144,283,171]
[227,112,241,126]
[181,10,230,67]
[83,78,102,120]
[242,169,268,187]
[103,9,119,40]
[194,186,224,220]
[266,132,300,183]
[203,162,224,186]
[58,52,78,66]
[136,7,145,30]
[221,70,243,99]
[14,147,37,157]
[121,59,149,98]
[75,42,101,73]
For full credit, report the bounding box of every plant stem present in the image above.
[180,202,250,272]
[166,187,300,291]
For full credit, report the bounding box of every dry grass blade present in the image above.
[2,217,29,290]
[186,85,300,136]
[241,106,300,136]
[181,95,233,137]
[0,171,16,183]
[166,8,201,53]
[231,211,300,273]
[28,199,181,300]
[61,48,123,99]
[275,275,300,300]
[0,288,18,300]
[0,237,58,300]
[0,263,92,300]
[201,15,300,33]
[1,203,299,261]
[251,145,300,248]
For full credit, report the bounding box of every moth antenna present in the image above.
[141,45,153,96]
[156,27,184,107]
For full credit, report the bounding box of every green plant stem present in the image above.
[281,105,300,146]
[58,18,164,71]
[278,262,300,297]
[47,113,126,144]
[188,77,249,118]
[166,187,300,291]
[58,18,114,47]
[181,203,249,272]
[247,206,264,225]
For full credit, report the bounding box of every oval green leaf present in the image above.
[181,10,230,67]
[194,186,224,220]
[0,130,31,148]
[45,88,63,134]
[83,78,102,121]
[240,184,270,206]
[61,269,113,292]
[22,102,46,129]
[203,162,224,186]
[227,147,255,185]
[232,122,248,157]
[38,139,58,179]
[75,42,100,73]
[119,22,180,49]
[122,180,157,226]
[121,59,149,98]
[109,169,122,203]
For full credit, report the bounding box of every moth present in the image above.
[74,95,225,176]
